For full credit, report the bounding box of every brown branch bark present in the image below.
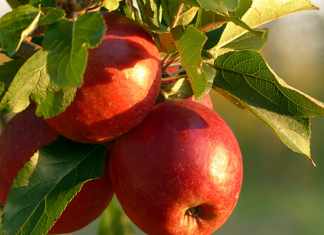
[0,40,42,60]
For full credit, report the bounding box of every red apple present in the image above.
[110,99,243,235]
[45,12,162,144]
[0,104,114,234]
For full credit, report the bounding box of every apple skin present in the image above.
[109,99,243,235]
[0,104,114,234]
[45,12,162,144]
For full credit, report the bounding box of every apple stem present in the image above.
[185,206,201,218]
[161,53,171,67]
[161,75,187,82]
[162,54,180,72]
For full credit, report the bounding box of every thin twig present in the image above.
[171,3,184,29]
[161,74,187,82]
[0,40,42,59]
[162,54,180,72]
[161,53,170,67]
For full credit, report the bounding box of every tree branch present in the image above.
[0,40,42,60]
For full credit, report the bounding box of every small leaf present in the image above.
[154,32,177,54]
[216,0,319,49]
[102,0,120,11]
[0,50,76,118]
[231,0,252,18]
[213,50,324,117]
[38,8,66,25]
[98,196,135,235]
[222,27,269,51]
[162,1,199,28]
[157,78,194,104]
[1,136,106,235]
[172,26,215,100]
[0,5,41,56]
[29,0,56,7]
[43,12,106,88]
[6,0,28,9]
[195,9,229,33]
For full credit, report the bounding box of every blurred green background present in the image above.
[1,0,324,234]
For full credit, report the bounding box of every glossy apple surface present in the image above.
[45,12,162,144]
[110,99,243,235]
[0,104,114,234]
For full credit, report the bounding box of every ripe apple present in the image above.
[109,99,243,235]
[45,12,162,144]
[0,104,114,234]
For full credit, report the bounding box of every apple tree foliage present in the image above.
[0,0,321,234]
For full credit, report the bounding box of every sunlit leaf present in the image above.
[213,50,324,117]
[172,26,215,100]
[1,137,105,235]
[0,5,41,57]
[216,0,319,49]
[0,50,76,118]
[43,12,106,88]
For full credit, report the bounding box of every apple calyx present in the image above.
[185,206,201,218]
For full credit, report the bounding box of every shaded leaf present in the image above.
[213,50,324,117]
[38,8,66,25]
[231,0,252,18]
[216,0,319,49]
[1,136,106,235]
[29,0,56,7]
[214,87,314,165]
[162,1,199,28]
[6,0,27,9]
[156,78,194,104]
[0,58,25,101]
[172,26,215,100]
[43,12,106,88]
[195,9,229,33]
[98,196,135,235]
[0,5,41,56]
[223,27,269,51]
[154,32,177,54]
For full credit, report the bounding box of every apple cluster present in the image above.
[0,12,243,235]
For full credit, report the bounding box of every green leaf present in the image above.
[38,8,66,25]
[43,12,106,88]
[174,0,265,38]
[162,1,199,28]
[6,0,28,9]
[230,0,252,18]
[29,0,56,7]
[1,136,106,235]
[0,5,41,57]
[154,32,177,54]
[216,0,319,49]
[98,196,135,235]
[243,101,314,166]
[213,50,324,117]
[222,27,269,51]
[157,78,194,104]
[172,26,215,100]
[0,50,76,118]
[102,0,120,11]
[0,58,25,101]
[195,9,229,33]
[214,87,314,165]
